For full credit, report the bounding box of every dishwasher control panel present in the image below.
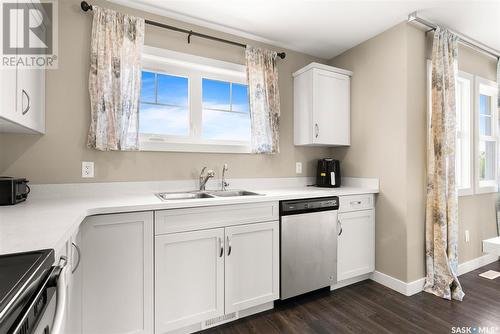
[280,196,339,215]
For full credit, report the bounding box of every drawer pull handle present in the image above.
[218,237,224,257]
[350,201,362,205]
[227,236,232,256]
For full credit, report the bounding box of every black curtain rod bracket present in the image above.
[79,1,286,59]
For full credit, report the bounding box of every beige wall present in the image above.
[456,46,498,264]
[0,0,330,184]
[329,23,410,281]
[330,23,498,282]
[405,25,427,282]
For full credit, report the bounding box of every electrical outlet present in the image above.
[82,161,94,178]
[295,162,302,174]
[465,230,470,243]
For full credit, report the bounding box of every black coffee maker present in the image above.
[316,159,341,188]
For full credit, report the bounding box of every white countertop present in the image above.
[0,177,378,255]
[483,236,500,256]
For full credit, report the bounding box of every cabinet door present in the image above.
[81,212,153,334]
[0,68,18,124]
[155,228,225,333]
[17,67,45,133]
[0,1,18,126]
[312,69,350,145]
[337,210,375,281]
[225,221,279,313]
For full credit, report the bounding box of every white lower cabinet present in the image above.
[155,220,279,334]
[224,221,279,313]
[337,209,375,281]
[155,228,225,333]
[80,212,154,334]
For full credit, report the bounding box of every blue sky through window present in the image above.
[201,78,250,141]
[479,94,491,136]
[139,71,250,142]
[139,72,189,136]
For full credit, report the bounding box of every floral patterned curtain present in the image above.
[87,6,145,151]
[424,27,464,301]
[245,46,280,154]
[496,60,500,236]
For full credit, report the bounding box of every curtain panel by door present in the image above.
[424,27,464,301]
[496,60,500,237]
[87,6,145,151]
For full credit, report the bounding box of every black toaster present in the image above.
[0,177,30,205]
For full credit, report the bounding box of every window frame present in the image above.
[474,76,499,194]
[456,71,474,196]
[139,46,252,154]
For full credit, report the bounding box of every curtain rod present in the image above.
[80,1,286,59]
[408,11,499,60]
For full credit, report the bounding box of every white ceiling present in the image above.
[111,0,500,60]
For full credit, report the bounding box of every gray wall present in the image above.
[0,0,330,184]
[330,22,498,282]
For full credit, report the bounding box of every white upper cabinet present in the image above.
[0,0,45,134]
[293,63,351,146]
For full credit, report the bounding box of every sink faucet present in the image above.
[199,167,215,191]
[221,163,229,191]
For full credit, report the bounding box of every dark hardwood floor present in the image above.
[202,261,500,334]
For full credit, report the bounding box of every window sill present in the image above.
[458,188,474,197]
[476,184,499,195]
[139,139,252,154]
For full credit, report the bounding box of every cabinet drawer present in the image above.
[155,202,279,235]
[339,194,374,212]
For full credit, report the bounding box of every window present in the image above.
[426,62,498,195]
[427,63,473,195]
[475,77,498,193]
[138,46,251,153]
[139,72,189,136]
[202,79,251,141]
[455,73,473,194]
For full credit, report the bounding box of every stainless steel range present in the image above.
[0,249,68,334]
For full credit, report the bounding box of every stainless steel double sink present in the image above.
[156,190,263,201]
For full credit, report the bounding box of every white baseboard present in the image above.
[331,273,372,290]
[457,253,500,276]
[371,253,500,297]
[370,271,425,296]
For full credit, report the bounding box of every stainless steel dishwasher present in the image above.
[280,196,339,300]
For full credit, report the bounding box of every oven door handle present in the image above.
[51,256,68,334]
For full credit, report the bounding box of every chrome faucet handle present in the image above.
[199,168,215,191]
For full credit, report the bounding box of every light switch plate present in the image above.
[82,161,94,178]
[465,230,470,243]
[295,162,302,174]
